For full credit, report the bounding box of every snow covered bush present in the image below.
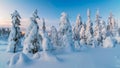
[103,37,114,48]
[7,10,22,53]
[115,37,120,44]
[23,9,42,54]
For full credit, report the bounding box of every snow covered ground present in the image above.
[0,40,120,68]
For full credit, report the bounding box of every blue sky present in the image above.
[0,0,120,28]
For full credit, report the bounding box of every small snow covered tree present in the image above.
[94,9,103,46]
[107,12,118,37]
[111,17,118,37]
[23,9,41,54]
[73,14,82,40]
[49,26,59,49]
[107,12,114,36]
[85,9,94,46]
[42,18,46,32]
[101,20,107,40]
[41,18,53,51]
[7,10,22,53]
[80,24,86,45]
[73,14,82,50]
[103,13,118,48]
[58,12,73,52]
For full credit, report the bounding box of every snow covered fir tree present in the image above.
[40,18,53,51]
[73,14,82,51]
[85,9,94,46]
[49,26,59,50]
[58,12,73,52]
[94,9,103,46]
[6,10,22,53]
[23,9,42,54]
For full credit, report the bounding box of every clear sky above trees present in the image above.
[0,0,120,27]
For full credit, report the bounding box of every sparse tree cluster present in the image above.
[0,28,10,40]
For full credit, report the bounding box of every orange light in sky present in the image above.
[0,19,11,27]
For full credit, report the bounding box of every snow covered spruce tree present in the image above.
[107,13,118,37]
[58,12,73,52]
[24,9,40,39]
[94,10,103,46]
[80,24,86,45]
[49,26,59,49]
[73,14,82,50]
[40,18,53,51]
[101,20,107,40]
[102,13,117,48]
[7,10,22,53]
[85,9,94,46]
[23,9,42,54]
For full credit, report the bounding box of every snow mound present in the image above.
[6,41,16,52]
[8,53,32,66]
[16,53,32,65]
[103,37,114,48]
[80,39,85,46]
[7,53,19,66]
[33,52,41,59]
[40,51,58,62]
[74,41,80,51]
[115,37,120,44]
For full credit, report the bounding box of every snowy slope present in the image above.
[0,41,120,68]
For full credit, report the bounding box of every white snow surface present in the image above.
[0,40,120,68]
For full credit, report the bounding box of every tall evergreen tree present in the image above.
[7,10,22,53]
[58,12,73,52]
[101,20,107,40]
[49,26,59,49]
[80,24,86,45]
[94,9,103,46]
[85,9,94,46]
[41,18,53,51]
[107,12,118,37]
[73,14,82,50]
[23,9,41,54]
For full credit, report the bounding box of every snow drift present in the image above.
[8,53,32,66]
